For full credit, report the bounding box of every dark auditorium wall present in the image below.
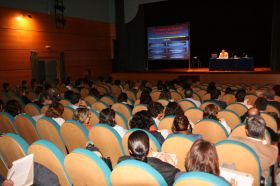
[115,0,273,71]
[0,6,115,85]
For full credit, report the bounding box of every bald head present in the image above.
[247,108,260,117]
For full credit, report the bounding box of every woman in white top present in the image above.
[45,102,65,127]
[99,108,127,138]
[202,104,231,134]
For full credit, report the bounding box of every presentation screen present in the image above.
[147,23,190,60]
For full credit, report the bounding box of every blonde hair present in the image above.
[73,107,90,124]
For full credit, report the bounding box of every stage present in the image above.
[111,67,280,85]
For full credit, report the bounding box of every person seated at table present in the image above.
[218,49,229,59]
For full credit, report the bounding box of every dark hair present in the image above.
[148,102,164,118]
[128,130,149,162]
[207,82,216,94]
[164,102,184,117]
[159,90,171,100]
[34,86,43,95]
[140,94,152,105]
[172,114,191,133]
[210,89,221,100]
[4,100,22,117]
[254,97,268,111]
[0,99,4,112]
[272,85,280,97]
[235,89,246,102]
[225,87,232,94]
[185,139,220,176]
[117,92,128,103]
[99,108,116,127]
[2,82,9,92]
[89,88,100,98]
[69,92,81,105]
[45,102,64,118]
[38,93,52,105]
[184,88,193,98]
[64,90,74,100]
[203,104,219,121]
[264,89,275,100]
[129,110,152,130]
[245,115,266,139]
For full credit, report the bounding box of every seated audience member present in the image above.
[69,92,88,109]
[171,114,202,140]
[33,93,53,108]
[218,49,229,59]
[4,100,22,117]
[89,87,101,99]
[208,88,227,109]
[45,102,65,127]
[254,97,268,113]
[230,115,278,178]
[0,99,4,112]
[159,89,172,101]
[117,92,133,109]
[148,102,164,127]
[140,93,152,105]
[63,90,74,101]
[99,108,127,137]
[264,89,280,112]
[235,89,252,109]
[118,130,179,185]
[184,88,201,108]
[164,102,184,117]
[224,87,233,95]
[73,107,92,131]
[185,139,220,176]
[206,82,217,94]
[0,163,59,185]
[130,110,164,145]
[203,104,231,134]
[245,108,279,143]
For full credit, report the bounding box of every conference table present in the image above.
[209,58,254,71]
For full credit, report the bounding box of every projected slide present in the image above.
[147,23,190,60]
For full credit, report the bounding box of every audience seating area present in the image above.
[0,79,279,185]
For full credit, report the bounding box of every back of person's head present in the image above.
[0,99,4,112]
[89,88,100,98]
[184,88,193,98]
[225,87,232,94]
[203,104,219,121]
[245,115,266,139]
[264,89,275,100]
[99,108,116,127]
[2,82,9,92]
[140,94,152,105]
[69,92,81,105]
[254,97,268,111]
[34,86,43,95]
[272,85,280,97]
[128,130,149,162]
[114,80,121,86]
[185,139,220,176]
[159,90,171,100]
[247,107,260,117]
[164,102,184,116]
[73,107,90,124]
[45,102,64,118]
[207,82,216,93]
[129,110,152,130]
[172,114,191,134]
[235,89,246,102]
[4,99,22,117]
[64,90,74,100]
[148,102,164,118]
[210,88,221,100]
[117,92,128,103]
[38,93,52,105]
